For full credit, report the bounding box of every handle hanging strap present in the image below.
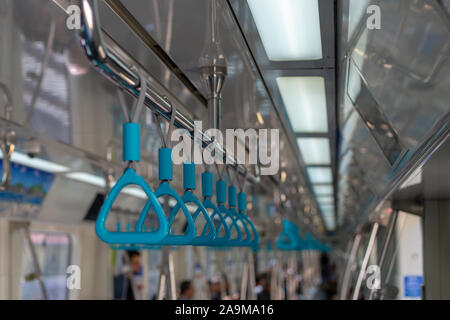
[237,169,248,193]
[117,70,148,124]
[152,101,178,149]
[119,71,148,169]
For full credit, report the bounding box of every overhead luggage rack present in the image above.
[77,0,260,185]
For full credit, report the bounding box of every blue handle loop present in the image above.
[184,191,216,245]
[200,172,231,245]
[123,123,140,162]
[217,203,242,246]
[276,219,300,251]
[171,163,216,246]
[228,206,249,247]
[215,180,242,246]
[110,222,161,250]
[202,197,231,245]
[137,148,196,245]
[228,186,250,247]
[304,233,316,251]
[96,168,168,244]
[238,192,260,251]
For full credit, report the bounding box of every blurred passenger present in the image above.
[255,273,265,296]
[179,280,195,300]
[209,274,222,300]
[256,273,271,300]
[319,253,337,300]
[113,251,143,300]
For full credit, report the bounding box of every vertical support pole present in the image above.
[423,199,450,299]
[270,257,279,299]
[24,226,48,300]
[168,250,176,300]
[240,261,249,299]
[157,246,176,300]
[287,254,295,300]
[339,233,362,300]
[248,250,257,300]
[352,223,379,300]
[369,210,398,300]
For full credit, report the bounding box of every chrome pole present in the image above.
[369,211,399,300]
[25,226,49,300]
[339,233,362,300]
[352,223,379,300]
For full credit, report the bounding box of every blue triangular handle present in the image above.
[216,203,242,246]
[241,214,260,251]
[276,225,298,251]
[110,223,163,251]
[96,168,168,245]
[156,182,196,245]
[202,198,231,245]
[229,206,251,247]
[176,191,216,246]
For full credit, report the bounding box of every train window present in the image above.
[20,232,72,300]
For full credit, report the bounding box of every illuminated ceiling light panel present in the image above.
[313,184,333,196]
[0,150,69,173]
[321,206,336,230]
[318,196,334,206]
[323,216,336,230]
[307,167,332,184]
[297,137,331,165]
[247,0,323,61]
[276,77,328,133]
[320,207,335,217]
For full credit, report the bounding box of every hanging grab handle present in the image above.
[226,166,253,247]
[96,168,168,244]
[173,162,216,246]
[215,180,242,245]
[276,219,300,251]
[228,185,251,247]
[238,192,260,251]
[96,72,168,245]
[138,102,196,245]
[201,171,231,245]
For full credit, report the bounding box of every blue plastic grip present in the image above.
[183,163,196,190]
[228,186,237,208]
[155,182,196,245]
[159,148,173,181]
[216,180,226,204]
[238,192,246,212]
[202,172,213,198]
[95,168,168,244]
[123,123,140,162]
[184,191,216,245]
[203,198,231,245]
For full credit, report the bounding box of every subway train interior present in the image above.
[0,0,448,303]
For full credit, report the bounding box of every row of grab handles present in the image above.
[276,219,331,252]
[95,121,259,251]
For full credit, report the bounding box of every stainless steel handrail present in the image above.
[77,0,259,184]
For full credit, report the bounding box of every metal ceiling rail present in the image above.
[77,0,259,184]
